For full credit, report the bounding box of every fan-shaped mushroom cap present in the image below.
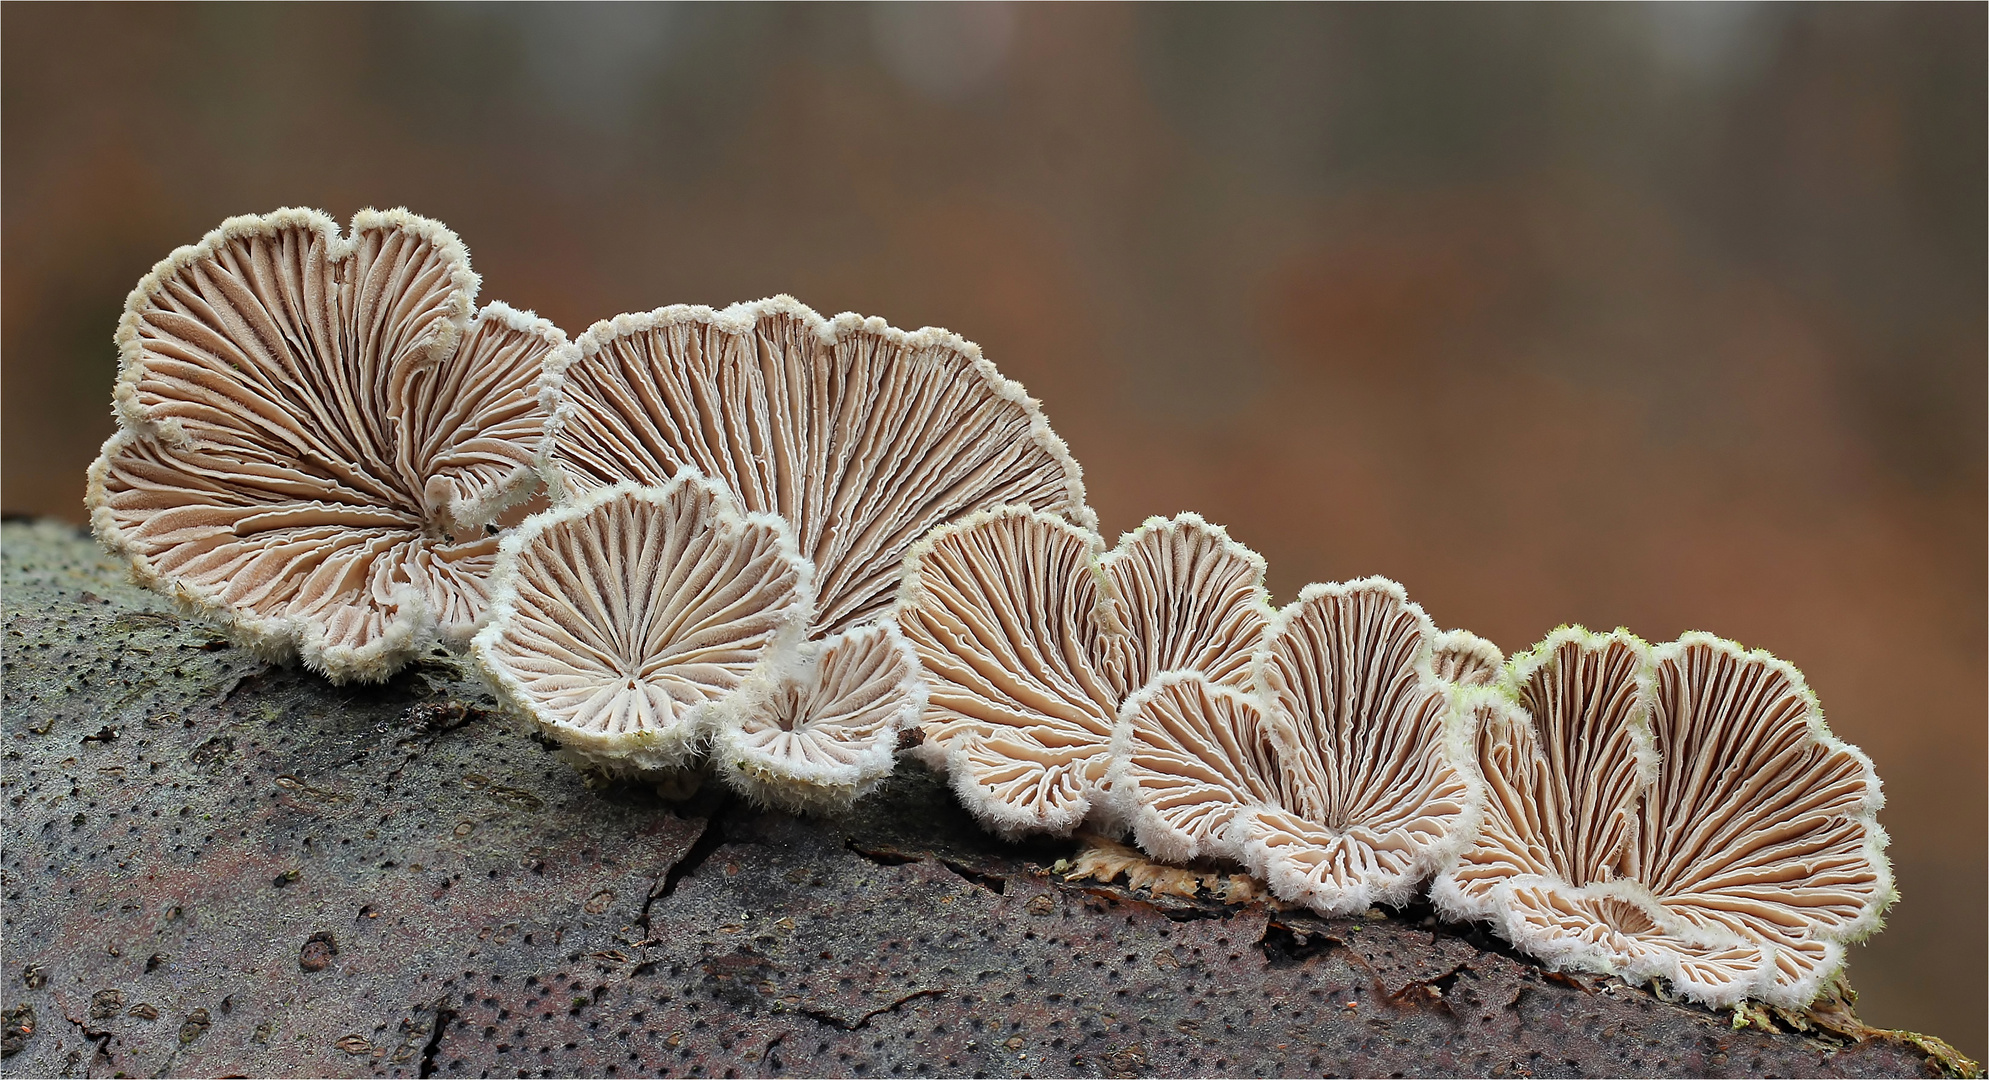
[1114,578,1479,915]
[551,295,1092,639]
[470,475,812,774]
[1431,626,1894,1009]
[1109,672,1309,865]
[543,297,1090,807]
[900,507,1272,838]
[1431,628,1505,688]
[712,623,925,814]
[86,208,569,682]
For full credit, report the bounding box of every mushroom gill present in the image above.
[1431,628,1505,688]
[552,296,1092,638]
[712,623,926,814]
[1113,578,1481,916]
[900,507,1273,837]
[471,475,812,775]
[1431,627,1894,1009]
[87,208,568,682]
[541,297,1093,807]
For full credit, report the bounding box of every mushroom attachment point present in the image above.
[546,296,1091,808]
[86,208,569,682]
[1431,627,1895,1010]
[1112,578,1481,916]
[900,507,1272,838]
[471,476,812,775]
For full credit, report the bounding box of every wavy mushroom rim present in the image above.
[110,207,476,442]
[109,208,577,529]
[1099,510,1277,681]
[1648,630,1895,949]
[98,290,573,539]
[1105,669,1283,866]
[88,207,575,681]
[1430,624,1895,1010]
[895,502,1117,769]
[1447,869,1846,1010]
[1426,624,1671,934]
[1248,573,1488,806]
[1246,575,1439,694]
[1234,577,1485,912]
[898,504,1283,839]
[1109,660,1485,917]
[456,300,579,534]
[545,294,1097,537]
[1507,622,1666,803]
[84,437,429,676]
[709,621,928,814]
[1430,626,1506,688]
[470,473,817,774]
[84,426,446,681]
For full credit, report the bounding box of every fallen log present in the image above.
[1,520,1975,1078]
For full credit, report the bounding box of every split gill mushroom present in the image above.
[899,507,1274,838]
[525,296,1091,809]
[1431,627,1505,688]
[1430,626,1895,1009]
[78,209,1904,1022]
[1111,577,1483,916]
[470,475,813,783]
[86,208,570,682]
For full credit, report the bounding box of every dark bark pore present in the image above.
[2,520,1976,1078]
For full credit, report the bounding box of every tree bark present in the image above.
[1,520,1975,1079]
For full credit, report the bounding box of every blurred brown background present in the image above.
[4,2,1982,1056]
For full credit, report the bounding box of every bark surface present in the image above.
[1,520,1974,1079]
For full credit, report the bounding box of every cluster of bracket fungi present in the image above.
[88,208,1893,1013]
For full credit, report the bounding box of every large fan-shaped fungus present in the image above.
[1113,578,1481,915]
[552,296,1091,633]
[1431,627,1894,1008]
[543,297,1090,806]
[471,475,812,775]
[901,508,1272,836]
[87,208,568,682]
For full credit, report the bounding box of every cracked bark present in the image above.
[798,987,955,1031]
[413,1001,454,1080]
[0,519,1978,1079]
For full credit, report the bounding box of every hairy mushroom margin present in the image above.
[1432,626,1895,1009]
[534,297,1092,809]
[88,207,570,682]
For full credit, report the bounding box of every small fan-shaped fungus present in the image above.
[1431,627,1894,1009]
[87,208,568,682]
[1431,628,1504,688]
[543,297,1092,806]
[1112,578,1480,915]
[900,508,1272,837]
[471,475,812,775]
[712,623,926,814]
